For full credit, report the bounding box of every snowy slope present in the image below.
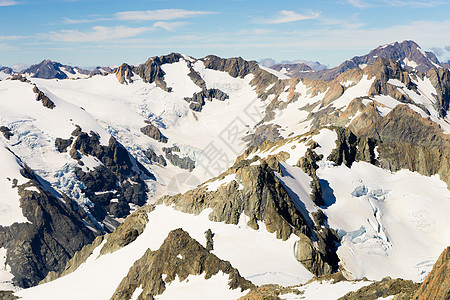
[241,127,450,283]
[15,204,313,299]
[1,50,449,297]
[319,161,450,282]
[30,58,267,198]
[0,144,30,226]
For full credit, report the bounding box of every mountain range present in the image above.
[0,40,448,299]
[267,40,445,81]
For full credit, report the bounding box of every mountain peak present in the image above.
[288,40,442,81]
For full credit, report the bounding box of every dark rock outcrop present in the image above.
[162,146,195,172]
[32,86,55,109]
[99,207,152,256]
[0,291,18,300]
[10,74,29,82]
[68,127,152,228]
[0,164,95,288]
[158,158,339,276]
[297,148,324,206]
[184,88,229,112]
[115,63,134,84]
[243,124,282,147]
[144,148,167,166]
[55,137,73,152]
[339,277,420,300]
[140,124,168,143]
[0,126,13,140]
[131,53,183,91]
[110,228,254,300]
[202,55,259,78]
[426,68,450,117]
[413,246,450,300]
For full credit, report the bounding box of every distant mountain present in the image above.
[270,62,314,77]
[20,60,111,79]
[260,58,327,71]
[296,40,443,81]
[0,66,13,74]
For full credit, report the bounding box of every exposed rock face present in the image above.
[158,158,339,276]
[426,68,450,117]
[132,53,183,91]
[40,235,105,284]
[21,60,68,79]
[10,74,29,82]
[299,40,442,81]
[140,124,168,143]
[68,126,152,227]
[339,277,420,300]
[32,85,56,109]
[99,207,153,256]
[0,291,18,300]
[184,88,229,111]
[202,55,259,78]
[238,284,304,300]
[144,148,167,166]
[324,102,450,185]
[110,228,254,300]
[41,206,155,286]
[0,126,13,140]
[54,137,73,152]
[0,164,95,288]
[115,63,134,84]
[297,148,324,206]
[328,127,376,168]
[344,104,450,186]
[413,246,450,300]
[162,146,195,172]
[243,124,283,147]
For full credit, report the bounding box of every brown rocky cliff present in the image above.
[110,228,254,300]
[158,158,340,276]
[413,246,450,300]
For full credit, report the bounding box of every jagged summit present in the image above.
[281,40,443,81]
[18,59,111,79]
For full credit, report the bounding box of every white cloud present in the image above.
[0,0,18,6]
[152,22,189,31]
[115,9,214,21]
[255,10,320,24]
[348,0,372,8]
[40,26,151,43]
[348,0,443,8]
[0,35,23,41]
[63,17,110,24]
[384,0,442,7]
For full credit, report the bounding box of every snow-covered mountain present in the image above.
[0,42,449,299]
[282,40,443,81]
[18,60,114,80]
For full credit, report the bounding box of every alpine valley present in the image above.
[0,40,449,300]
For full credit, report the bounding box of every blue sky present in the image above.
[1,0,449,68]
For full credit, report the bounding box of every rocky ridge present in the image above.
[292,40,442,81]
[0,156,95,288]
[413,246,450,300]
[110,228,254,299]
[158,154,340,276]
